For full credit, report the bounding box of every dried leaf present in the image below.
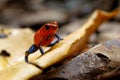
[0,28,50,69]
[90,39,120,66]
[35,39,120,80]
[33,9,120,69]
[0,9,119,80]
[0,62,41,80]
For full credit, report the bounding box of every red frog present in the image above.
[25,21,61,63]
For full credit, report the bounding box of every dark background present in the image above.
[0,0,119,29]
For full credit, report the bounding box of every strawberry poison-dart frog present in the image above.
[25,21,62,63]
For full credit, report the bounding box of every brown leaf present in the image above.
[35,39,120,80]
[0,9,119,80]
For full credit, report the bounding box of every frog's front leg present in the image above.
[55,34,62,41]
[48,34,62,47]
[38,45,44,55]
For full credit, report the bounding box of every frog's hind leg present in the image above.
[25,44,38,63]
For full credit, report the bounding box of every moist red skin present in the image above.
[25,22,59,63]
[34,22,58,47]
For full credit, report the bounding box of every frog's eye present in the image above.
[45,25,50,30]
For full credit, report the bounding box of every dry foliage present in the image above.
[0,9,119,80]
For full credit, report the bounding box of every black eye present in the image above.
[45,25,50,30]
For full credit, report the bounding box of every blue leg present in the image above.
[48,34,62,47]
[55,34,62,40]
[39,45,44,55]
[25,44,38,63]
[25,52,29,63]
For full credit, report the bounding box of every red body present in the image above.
[34,22,58,47]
